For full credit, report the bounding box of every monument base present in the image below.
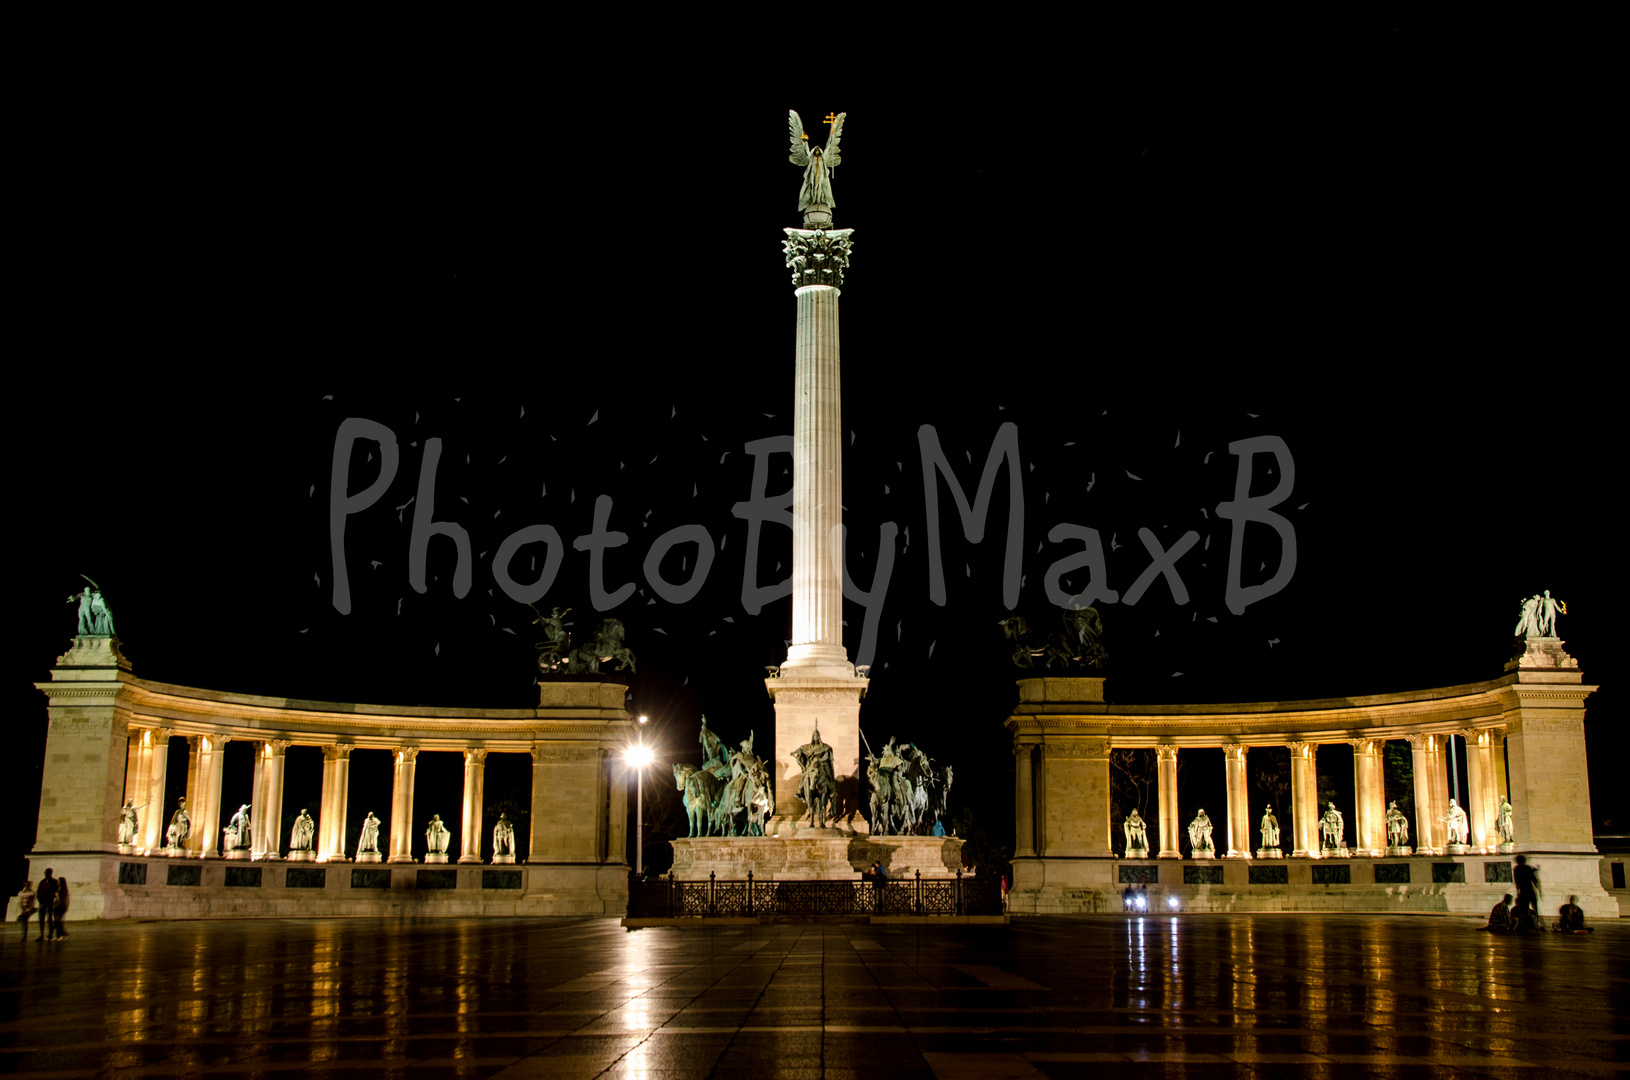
[1445,843,1469,856]
[117,844,134,855]
[1497,842,1515,854]
[1387,845,1413,857]
[1192,849,1215,860]
[1322,846,1351,858]
[1125,846,1150,860]
[671,835,964,881]
[492,854,516,865]
[424,853,449,864]
[356,851,382,863]
[225,850,251,861]
[287,850,316,862]
[1256,848,1283,859]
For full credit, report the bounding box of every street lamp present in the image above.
[625,717,652,876]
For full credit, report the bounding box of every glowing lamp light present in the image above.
[626,744,654,769]
[1168,896,1182,911]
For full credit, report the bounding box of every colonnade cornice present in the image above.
[1006,716,1509,746]
[119,679,631,725]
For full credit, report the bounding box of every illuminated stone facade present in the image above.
[1007,640,1617,918]
[32,636,633,919]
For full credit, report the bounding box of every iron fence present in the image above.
[629,870,1001,918]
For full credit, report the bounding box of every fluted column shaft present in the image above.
[260,741,289,859]
[249,749,267,857]
[1288,741,1315,857]
[1351,739,1386,856]
[388,748,419,862]
[782,283,849,675]
[142,729,172,852]
[1014,742,1035,857]
[123,730,145,812]
[319,745,352,861]
[1156,746,1181,858]
[459,749,488,864]
[1462,729,1490,852]
[1223,745,1250,858]
[198,735,228,857]
[183,737,203,852]
[1408,734,1441,855]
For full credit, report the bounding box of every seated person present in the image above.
[1556,895,1591,933]
[1481,894,1513,931]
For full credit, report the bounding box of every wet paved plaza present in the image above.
[0,914,1624,1078]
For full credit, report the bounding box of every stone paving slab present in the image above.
[0,915,1624,1077]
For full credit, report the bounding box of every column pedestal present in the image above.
[766,676,868,834]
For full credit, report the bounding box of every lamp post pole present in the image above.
[627,716,651,878]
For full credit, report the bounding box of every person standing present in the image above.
[1513,855,1541,932]
[15,882,36,942]
[34,871,57,942]
[50,879,69,939]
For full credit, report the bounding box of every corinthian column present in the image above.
[459,749,488,864]
[1223,745,1250,858]
[142,729,174,852]
[318,744,352,861]
[1349,738,1386,856]
[260,740,290,859]
[388,747,420,862]
[1287,741,1314,857]
[1408,734,1442,855]
[197,734,228,857]
[767,225,869,832]
[1462,729,1492,852]
[1156,746,1181,858]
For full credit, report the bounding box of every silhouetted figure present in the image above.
[33,870,57,941]
[1556,895,1591,933]
[1513,855,1541,932]
[1481,894,1513,931]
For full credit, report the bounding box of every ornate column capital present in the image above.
[1347,737,1384,753]
[1459,728,1491,747]
[1285,739,1309,755]
[783,227,854,288]
[1155,745,1179,763]
[153,727,176,743]
[1223,744,1247,763]
[322,744,354,762]
[464,748,490,766]
[396,747,420,765]
[264,739,293,757]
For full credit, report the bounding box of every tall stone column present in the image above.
[1350,738,1386,856]
[249,746,268,858]
[1223,745,1250,858]
[459,748,488,864]
[1287,741,1315,857]
[1156,746,1181,858]
[143,729,175,853]
[33,636,132,859]
[1465,729,1496,852]
[127,730,153,848]
[768,226,868,832]
[1014,740,1035,857]
[1407,733,1441,855]
[260,741,289,859]
[197,734,229,857]
[318,744,352,861]
[123,729,145,811]
[182,736,203,852]
[388,747,419,863]
[1490,729,1509,806]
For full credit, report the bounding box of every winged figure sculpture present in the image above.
[788,110,845,227]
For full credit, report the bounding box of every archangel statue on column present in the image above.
[788,110,845,227]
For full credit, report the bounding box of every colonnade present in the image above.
[121,733,535,863]
[1010,723,1519,860]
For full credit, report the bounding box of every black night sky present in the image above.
[10,32,1621,881]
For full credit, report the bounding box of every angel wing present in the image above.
[824,111,845,166]
[788,110,810,166]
